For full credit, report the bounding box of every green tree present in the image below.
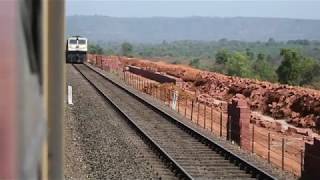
[246,48,255,60]
[226,52,253,78]
[215,49,230,64]
[252,53,277,82]
[121,42,133,57]
[276,49,302,85]
[257,53,265,62]
[267,38,276,46]
[105,49,115,55]
[300,57,320,85]
[189,58,200,68]
[88,44,104,54]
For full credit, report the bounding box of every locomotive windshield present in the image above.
[69,39,77,44]
[78,39,86,44]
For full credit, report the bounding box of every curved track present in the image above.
[73,64,277,180]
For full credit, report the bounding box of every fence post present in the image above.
[268,132,271,163]
[166,89,170,106]
[162,87,167,102]
[228,114,232,141]
[151,84,154,97]
[100,57,103,69]
[160,87,165,102]
[170,89,173,108]
[153,84,155,98]
[141,78,143,91]
[129,73,131,85]
[148,81,150,94]
[220,111,223,137]
[162,88,165,102]
[163,88,166,103]
[135,76,137,89]
[168,90,171,107]
[301,149,304,176]
[197,103,200,125]
[184,98,187,117]
[178,96,180,113]
[211,107,213,132]
[157,87,159,100]
[133,75,135,88]
[252,124,255,153]
[204,105,206,128]
[191,100,194,121]
[282,138,285,170]
[154,86,157,99]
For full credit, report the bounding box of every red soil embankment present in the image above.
[93,55,320,131]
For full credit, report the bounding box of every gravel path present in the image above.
[64,64,176,179]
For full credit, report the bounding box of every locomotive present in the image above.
[66,36,88,63]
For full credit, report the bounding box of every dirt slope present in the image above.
[98,55,320,131]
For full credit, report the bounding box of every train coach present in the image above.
[66,36,88,63]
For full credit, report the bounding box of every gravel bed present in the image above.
[64,64,176,179]
[76,65,256,179]
[87,63,297,180]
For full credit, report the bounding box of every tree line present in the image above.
[210,48,320,88]
[88,40,320,89]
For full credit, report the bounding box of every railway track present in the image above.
[73,64,278,180]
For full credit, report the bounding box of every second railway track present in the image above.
[73,64,279,180]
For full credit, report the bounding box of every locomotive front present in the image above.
[66,36,88,63]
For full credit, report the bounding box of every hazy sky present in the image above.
[67,1,320,20]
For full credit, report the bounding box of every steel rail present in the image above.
[73,64,194,180]
[78,63,278,180]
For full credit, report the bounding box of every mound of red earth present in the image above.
[94,55,320,130]
[199,72,320,129]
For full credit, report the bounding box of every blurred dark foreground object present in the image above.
[0,1,65,179]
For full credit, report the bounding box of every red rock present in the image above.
[90,54,320,131]
[287,127,298,134]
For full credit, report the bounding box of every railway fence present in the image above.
[87,54,320,178]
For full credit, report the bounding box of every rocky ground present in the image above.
[64,64,176,179]
[97,55,320,132]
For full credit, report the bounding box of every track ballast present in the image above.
[73,64,278,180]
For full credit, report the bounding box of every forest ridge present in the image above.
[67,16,320,43]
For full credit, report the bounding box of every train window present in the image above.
[78,40,86,44]
[69,40,77,44]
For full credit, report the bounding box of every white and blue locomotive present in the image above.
[66,36,88,63]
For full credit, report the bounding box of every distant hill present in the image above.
[67,16,320,43]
